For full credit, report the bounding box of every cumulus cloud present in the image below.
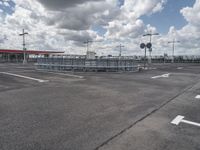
[104,0,167,46]
[163,0,200,55]
[47,1,116,31]
[37,0,104,10]
[6,0,200,56]
[125,0,200,56]
[1,0,101,50]
[40,0,119,31]
[105,19,145,40]
[121,0,167,18]
[181,0,200,27]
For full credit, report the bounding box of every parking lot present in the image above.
[0,63,200,150]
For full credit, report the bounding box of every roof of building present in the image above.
[0,49,65,54]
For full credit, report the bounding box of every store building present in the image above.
[0,49,64,63]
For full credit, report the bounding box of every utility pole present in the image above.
[117,44,125,57]
[143,31,159,63]
[83,39,93,53]
[168,39,180,63]
[19,29,28,64]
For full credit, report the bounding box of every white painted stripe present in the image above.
[0,72,49,83]
[171,115,200,127]
[181,120,200,127]
[177,67,183,70]
[195,95,200,99]
[37,70,84,79]
[16,67,34,69]
[151,73,170,79]
[151,76,160,79]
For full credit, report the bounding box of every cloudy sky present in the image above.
[0,0,199,56]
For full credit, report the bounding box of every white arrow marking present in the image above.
[151,73,170,79]
[171,115,200,127]
[0,72,49,83]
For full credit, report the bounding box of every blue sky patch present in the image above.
[0,0,15,15]
[140,0,195,34]
[117,0,124,7]
[92,25,107,36]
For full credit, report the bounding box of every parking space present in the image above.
[0,72,44,92]
[99,82,200,150]
[0,63,200,150]
[0,64,85,90]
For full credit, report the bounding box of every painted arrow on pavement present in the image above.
[171,115,200,127]
[151,73,170,79]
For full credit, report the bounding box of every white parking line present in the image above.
[177,67,184,70]
[171,115,200,127]
[195,95,200,99]
[151,73,170,79]
[16,67,31,69]
[0,72,49,83]
[37,70,84,79]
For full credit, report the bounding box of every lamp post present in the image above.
[84,40,93,53]
[168,39,180,63]
[143,32,159,63]
[116,44,125,57]
[19,29,28,64]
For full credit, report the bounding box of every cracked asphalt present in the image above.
[0,63,200,150]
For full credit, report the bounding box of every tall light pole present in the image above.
[143,31,159,63]
[168,39,180,63]
[117,44,125,57]
[19,29,28,64]
[84,39,93,53]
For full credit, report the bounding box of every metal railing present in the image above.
[36,57,138,72]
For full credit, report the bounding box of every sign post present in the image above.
[140,43,152,68]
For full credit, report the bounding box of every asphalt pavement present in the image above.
[0,63,200,150]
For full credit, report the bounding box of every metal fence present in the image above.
[151,57,200,63]
[36,57,138,72]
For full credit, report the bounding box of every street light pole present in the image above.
[168,39,180,63]
[84,39,93,53]
[19,29,28,64]
[144,46,147,68]
[143,31,159,63]
[117,44,125,57]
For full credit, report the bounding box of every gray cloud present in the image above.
[37,0,104,10]
[42,0,117,31]
[58,30,94,44]
[0,35,8,44]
